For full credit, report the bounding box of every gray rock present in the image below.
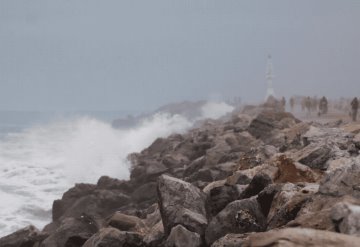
[143,221,164,247]
[319,163,360,198]
[205,198,266,245]
[331,202,360,236]
[165,225,202,247]
[157,175,208,236]
[297,143,332,170]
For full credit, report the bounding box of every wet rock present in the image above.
[319,163,360,198]
[96,176,132,193]
[52,183,96,221]
[205,198,266,245]
[56,189,130,222]
[41,216,99,247]
[164,225,202,247]
[157,175,208,236]
[331,202,360,236]
[0,225,45,247]
[82,228,144,247]
[242,227,360,247]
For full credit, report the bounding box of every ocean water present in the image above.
[0,102,233,237]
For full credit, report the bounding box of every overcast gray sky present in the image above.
[0,0,359,111]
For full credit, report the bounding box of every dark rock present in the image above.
[165,225,202,247]
[208,184,245,216]
[52,183,96,221]
[256,184,282,217]
[131,182,157,203]
[0,225,45,247]
[41,216,98,247]
[157,175,208,236]
[82,228,144,247]
[208,184,245,215]
[96,176,132,193]
[205,198,266,245]
[59,189,130,221]
[239,173,272,199]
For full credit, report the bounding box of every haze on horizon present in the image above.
[0,0,359,112]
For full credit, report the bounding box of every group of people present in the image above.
[285,96,359,121]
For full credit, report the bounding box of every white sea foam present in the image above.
[0,101,233,236]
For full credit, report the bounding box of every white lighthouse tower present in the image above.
[265,55,275,100]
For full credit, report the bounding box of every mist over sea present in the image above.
[0,102,233,236]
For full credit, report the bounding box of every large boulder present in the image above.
[106,212,147,234]
[143,221,164,247]
[157,175,208,236]
[266,183,318,229]
[56,189,130,222]
[41,216,99,247]
[164,225,202,247]
[247,111,299,143]
[82,228,144,247]
[207,184,246,216]
[52,183,97,221]
[242,227,360,247]
[295,143,332,170]
[319,163,360,198]
[205,198,266,245]
[288,194,360,231]
[0,225,45,247]
[331,202,360,236]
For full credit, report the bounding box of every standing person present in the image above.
[319,96,328,115]
[289,97,295,112]
[281,97,286,111]
[351,97,359,121]
[305,96,311,116]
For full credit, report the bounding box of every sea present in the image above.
[0,102,233,237]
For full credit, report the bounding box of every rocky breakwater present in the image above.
[2,109,360,246]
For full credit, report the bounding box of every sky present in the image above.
[0,0,360,111]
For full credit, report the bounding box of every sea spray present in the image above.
[0,101,234,236]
